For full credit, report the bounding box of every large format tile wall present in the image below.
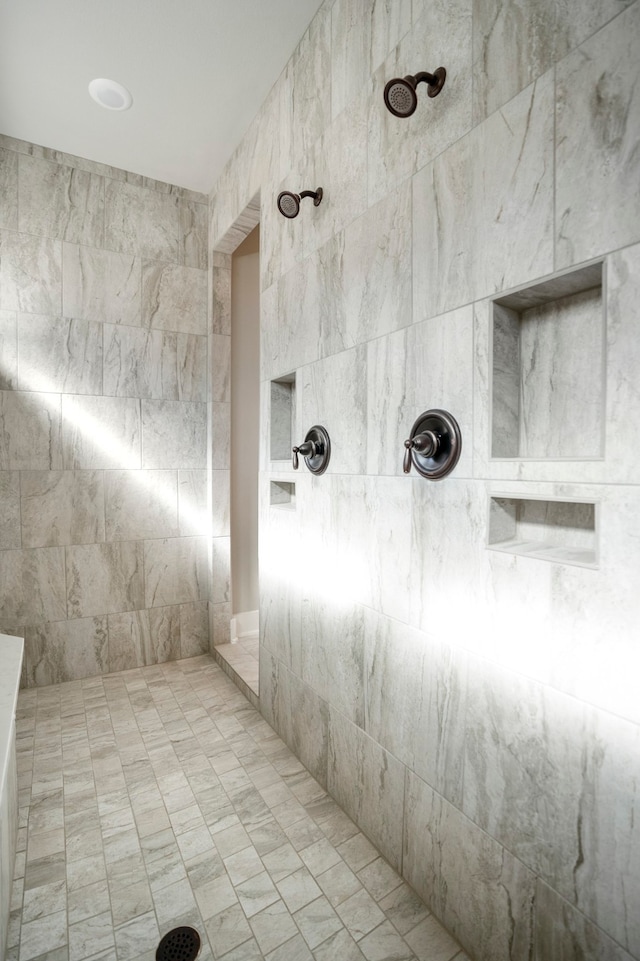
[209,2,640,960]
[0,135,211,684]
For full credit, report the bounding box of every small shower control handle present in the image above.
[403,430,439,473]
[293,440,317,470]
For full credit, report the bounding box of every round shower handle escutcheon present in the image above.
[403,409,462,480]
[292,440,317,470]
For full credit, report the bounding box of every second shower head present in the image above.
[277,188,323,218]
[384,68,446,117]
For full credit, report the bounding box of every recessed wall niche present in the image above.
[270,481,296,509]
[491,262,604,459]
[270,373,295,462]
[488,495,597,567]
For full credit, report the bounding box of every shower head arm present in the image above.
[414,72,438,88]
[299,188,323,207]
[415,67,447,97]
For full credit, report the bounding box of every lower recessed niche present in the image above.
[270,374,295,462]
[488,496,597,567]
[491,261,604,459]
[270,481,295,509]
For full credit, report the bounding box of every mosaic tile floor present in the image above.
[9,655,468,961]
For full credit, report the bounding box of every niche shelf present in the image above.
[270,373,295,462]
[270,481,296,510]
[491,261,605,460]
[488,495,598,568]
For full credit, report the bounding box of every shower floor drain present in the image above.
[156,926,201,961]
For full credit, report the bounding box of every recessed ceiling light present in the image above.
[88,78,133,111]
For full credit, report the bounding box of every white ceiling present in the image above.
[0,0,325,194]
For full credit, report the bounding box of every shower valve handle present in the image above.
[403,430,439,473]
[293,440,317,470]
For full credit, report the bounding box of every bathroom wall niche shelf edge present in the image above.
[488,495,598,569]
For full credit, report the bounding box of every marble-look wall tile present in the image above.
[103,324,173,400]
[260,282,279,383]
[364,610,467,806]
[107,610,152,672]
[0,472,21,549]
[361,476,413,622]
[258,646,290,744]
[179,602,209,658]
[141,400,206,469]
[211,536,230,605]
[368,0,473,206]
[534,880,638,961]
[18,156,104,246]
[104,325,205,402]
[211,334,231,403]
[606,244,640,484]
[0,310,18,389]
[301,93,369,260]
[211,402,230,471]
[277,235,344,372]
[66,541,144,618]
[141,262,207,334]
[143,535,208,608]
[149,605,181,662]
[571,705,640,956]
[288,670,330,789]
[462,659,589,893]
[17,314,103,395]
[104,470,178,541]
[179,470,210,537]
[176,333,207,402]
[413,73,554,320]
[409,479,486,635]
[0,147,18,230]
[62,244,141,327]
[472,0,557,122]
[331,0,373,120]
[210,600,231,647]
[211,261,231,336]
[473,0,635,124]
[0,231,62,315]
[405,305,474,478]
[259,491,303,673]
[328,706,405,870]
[404,771,536,961]
[474,71,555,297]
[370,0,412,72]
[20,470,105,547]
[279,7,332,179]
[179,200,208,270]
[61,395,140,470]
[0,390,62,470]
[23,617,108,687]
[104,181,180,263]
[299,345,367,474]
[0,547,67,627]
[342,181,412,349]
[556,3,640,267]
[300,593,365,728]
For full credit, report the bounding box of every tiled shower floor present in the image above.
[8,655,468,961]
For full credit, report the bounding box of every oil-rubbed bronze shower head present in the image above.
[277,188,323,218]
[383,68,446,117]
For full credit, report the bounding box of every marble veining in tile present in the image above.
[18,154,105,246]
